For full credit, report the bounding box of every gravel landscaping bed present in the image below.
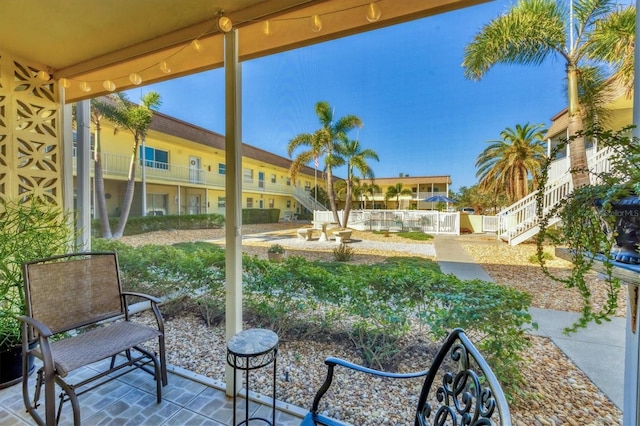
[121,224,623,425]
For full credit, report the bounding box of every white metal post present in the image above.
[75,100,92,251]
[224,28,243,396]
[623,2,640,424]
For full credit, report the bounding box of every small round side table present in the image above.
[227,328,279,426]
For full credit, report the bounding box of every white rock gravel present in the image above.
[123,224,623,425]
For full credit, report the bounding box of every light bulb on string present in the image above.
[37,70,50,81]
[191,39,204,52]
[129,73,142,85]
[366,3,381,22]
[311,14,322,32]
[103,80,116,91]
[59,78,71,89]
[263,20,271,36]
[79,81,92,92]
[217,15,232,33]
[159,61,171,74]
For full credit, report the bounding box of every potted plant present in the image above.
[267,244,285,262]
[536,124,639,331]
[0,200,74,388]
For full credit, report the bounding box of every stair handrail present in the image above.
[498,146,615,243]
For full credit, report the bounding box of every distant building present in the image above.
[358,175,452,210]
[74,106,324,220]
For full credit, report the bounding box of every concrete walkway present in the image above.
[433,235,625,410]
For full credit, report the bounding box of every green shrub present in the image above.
[333,243,354,261]
[242,208,280,224]
[92,213,225,236]
[529,251,553,264]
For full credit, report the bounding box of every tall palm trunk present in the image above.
[93,123,112,238]
[566,64,590,188]
[342,181,353,228]
[326,166,341,227]
[113,137,139,238]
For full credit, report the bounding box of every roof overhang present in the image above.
[1,0,490,103]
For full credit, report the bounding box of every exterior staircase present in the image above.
[499,146,614,245]
[292,186,328,213]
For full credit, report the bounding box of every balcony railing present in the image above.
[73,152,298,196]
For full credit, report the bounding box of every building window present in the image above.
[247,198,254,208]
[218,163,226,174]
[304,181,311,189]
[286,177,291,186]
[217,197,226,208]
[268,198,274,208]
[244,168,253,183]
[271,174,276,184]
[286,200,291,208]
[140,146,169,170]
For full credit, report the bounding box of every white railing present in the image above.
[314,209,460,235]
[75,152,299,196]
[482,216,500,232]
[292,187,328,212]
[498,146,615,245]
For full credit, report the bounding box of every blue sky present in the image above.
[129,0,569,192]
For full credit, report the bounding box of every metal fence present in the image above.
[313,209,460,235]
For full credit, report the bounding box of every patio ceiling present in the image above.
[1,0,489,103]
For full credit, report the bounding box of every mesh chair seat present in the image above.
[35,321,162,377]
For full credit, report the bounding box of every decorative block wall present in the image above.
[0,51,62,206]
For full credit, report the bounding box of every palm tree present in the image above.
[288,101,362,227]
[92,92,162,238]
[361,182,380,209]
[475,123,547,204]
[89,99,112,238]
[384,183,412,210]
[463,0,635,188]
[337,138,379,226]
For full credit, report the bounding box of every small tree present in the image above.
[92,92,162,238]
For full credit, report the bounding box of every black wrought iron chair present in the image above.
[19,252,167,425]
[301,328,511,425]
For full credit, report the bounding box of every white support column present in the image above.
[623,2,640,424]
[224,28,243,396]
[61,93,74,216]
[75,100,92,251]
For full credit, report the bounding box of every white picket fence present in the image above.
[313,209,460,235]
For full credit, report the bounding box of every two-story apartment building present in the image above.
[77,108,323,220]
[545,81,633,182]
[359,174,452,210]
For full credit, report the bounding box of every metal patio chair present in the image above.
[19,252,167,425]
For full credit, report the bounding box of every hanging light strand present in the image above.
[47,3,381,91]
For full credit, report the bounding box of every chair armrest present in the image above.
[18,315,53,338]
[121,291,162,305]
[309,357,428,414]
[325,357,428,379]
[18,315,55,371]
[121,292,165,333]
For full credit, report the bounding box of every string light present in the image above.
[311,14,322,32]
[129,73,142,85]
[47,2,384,93]
[103,80,117,91]
[217,15,233,33]
[366,3,381,22]
[191,39,204,52]
[159,61,171,74]
[263,20,272,36]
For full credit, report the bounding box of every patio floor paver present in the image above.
[0,361,305,425]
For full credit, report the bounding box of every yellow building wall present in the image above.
[92,119,322,218]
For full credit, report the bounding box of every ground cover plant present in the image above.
[94,237,534,400]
